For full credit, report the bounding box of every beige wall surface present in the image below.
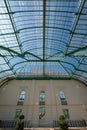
[0,79,87,126]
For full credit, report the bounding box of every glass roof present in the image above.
[0,0,87,84]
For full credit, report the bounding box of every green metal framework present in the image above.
[0,0,87,84]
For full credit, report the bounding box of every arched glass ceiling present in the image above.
[0,0,87,84]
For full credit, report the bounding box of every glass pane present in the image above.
[19,91,26,101]
[15,109,22,119]
[39,107,46,120]
[63,109,70,119]
[40,91,45,102]
[59,91,66,99]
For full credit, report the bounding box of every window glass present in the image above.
[15,109,22,119]
[59,91,66,99]
[39,107,46,120]
[17,90,26,105]
[39,91,45,102]
[63,109,70,119]
[59,91,67,105]
[19,91,26,101]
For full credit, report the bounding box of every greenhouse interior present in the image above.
[0,0,87,129]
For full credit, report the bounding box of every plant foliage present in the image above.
[58,115,68,130]
[15,114,24,130]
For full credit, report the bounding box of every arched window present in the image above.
[17,91,26,105]
[19,91,26,101]
[59,91,67,105]
[39,91,45,105]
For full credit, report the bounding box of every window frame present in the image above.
[17,90,26,105]
[59,91,67,105]
[39,90,45,105]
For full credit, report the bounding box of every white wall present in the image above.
[0,79,87,126]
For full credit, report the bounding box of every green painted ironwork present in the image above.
[0,0,87,85]
[65,0,86,54]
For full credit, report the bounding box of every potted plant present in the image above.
[15,114,25,130]
[58,115,68,130]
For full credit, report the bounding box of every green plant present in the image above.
[19,114,25,122]
[15,114,25,130]
[58,121,68,130]
[58,115,68,130]
[59,115,65,120]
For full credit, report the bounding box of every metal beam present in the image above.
[18,26,70,33]
[0,45,42,60]
[65,0,86,54]
[59,62,71,76]
[66,45,87,56]
[46,52,64,60]
[16,76,71,80]
[70,57,85,77]
[11,59,77,69]
[0,26,70,36]
[43,0,46,75]
[0,10,76,15]
[21,38,67,46]
[4,0,23,53]
[3,57,16,76]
